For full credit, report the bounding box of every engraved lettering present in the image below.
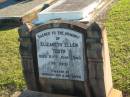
[36,28,85,81]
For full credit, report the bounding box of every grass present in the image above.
[0,0,130,96]
[0,29,25,96]
[105,0,130,95]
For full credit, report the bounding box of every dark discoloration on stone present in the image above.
[18,21,113,97]
[30,21,88,97]
[18,23,40,91]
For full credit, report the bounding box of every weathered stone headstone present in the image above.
[18,0,122,97]
[18,21,122,97]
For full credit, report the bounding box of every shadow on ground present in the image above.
[0,18,22,30]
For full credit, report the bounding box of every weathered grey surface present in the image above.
[18,23,39,91]
[0,0,60,31]
[18,21,104,97]
[0,0,49,17]
[49,0,95,12]
[12,89,122,97]
[35,0,100,24]
[18,21,122,97]
[19,90,77,97]
[36,28,85,81]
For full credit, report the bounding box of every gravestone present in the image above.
[18,21,122,97]
[18,0,122,97]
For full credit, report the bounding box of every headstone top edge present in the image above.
[30,20,88,34]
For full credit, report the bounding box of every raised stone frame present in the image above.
[30,21,89,97]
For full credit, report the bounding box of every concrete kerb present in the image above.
[0,0,57,28]
[80,0,115,22]
[22,0,57,23]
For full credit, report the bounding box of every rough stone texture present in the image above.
[0,0,53,17]
[49,0,95,12]
[22,0,57,23]
[12,89,122,97]
[19,90,77,97]
[18,21,122,97]
[18,23,39,91]
[0,0,58,31]
[0,0,57,24]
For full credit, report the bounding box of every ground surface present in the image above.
[0,0,46,17]
[0,0,130,97]
[0,29,25,97]
[105,0,130,96]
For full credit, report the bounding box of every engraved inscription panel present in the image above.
[36,28,85,81]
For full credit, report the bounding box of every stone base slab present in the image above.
[13,89,122,97]
[108,89,123,97]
